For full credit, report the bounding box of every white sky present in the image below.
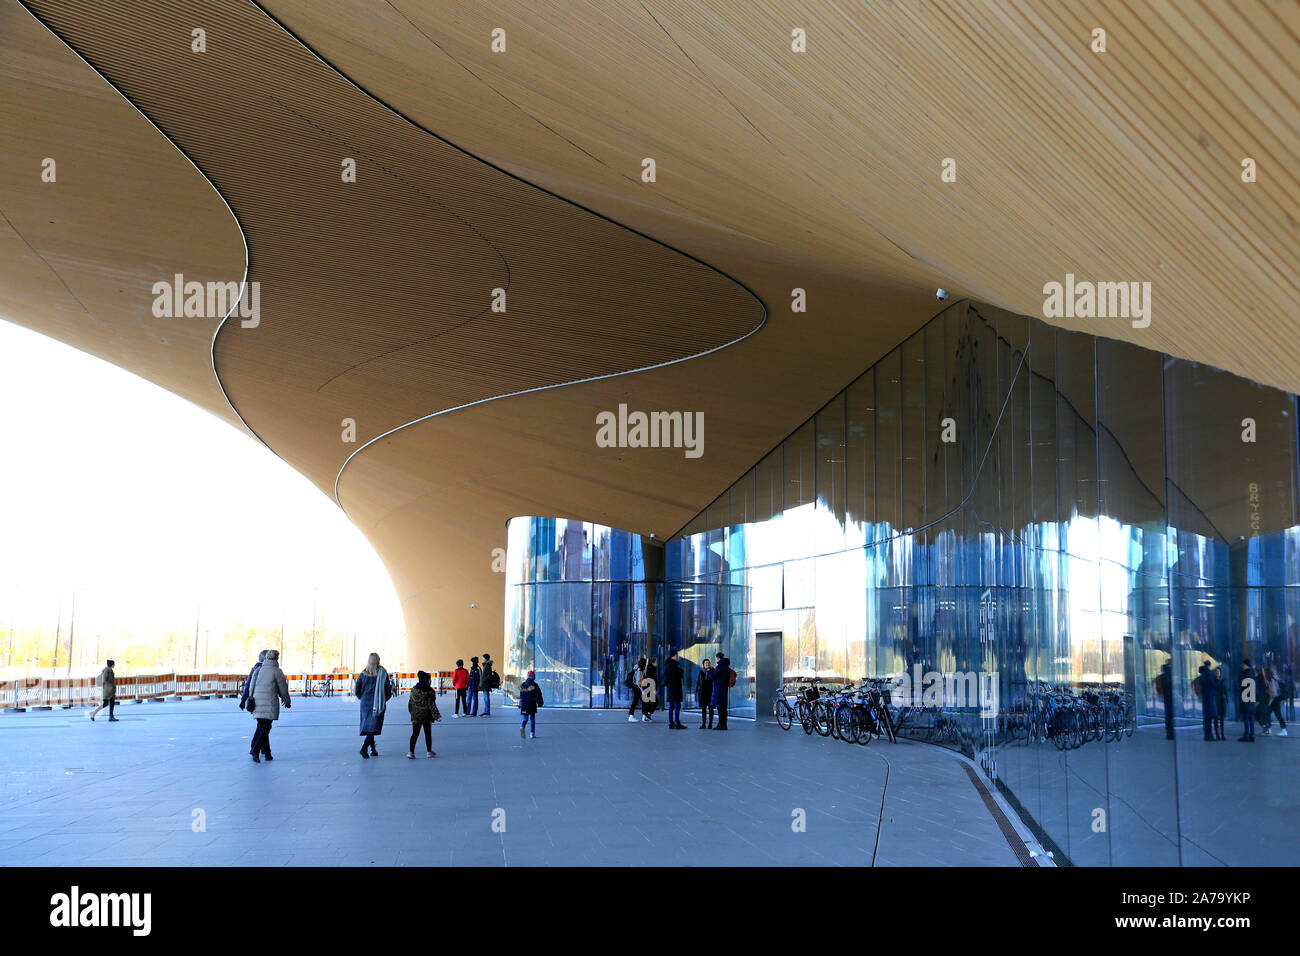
[0,318,405,652]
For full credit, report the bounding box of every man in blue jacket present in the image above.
[711,652,731,730]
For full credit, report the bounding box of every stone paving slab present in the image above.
[0,697,1021,866]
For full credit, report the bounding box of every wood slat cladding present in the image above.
[9,0,1297,664]
[21,0,763,499]
[0,1,244,422]
[263,0,1300,393]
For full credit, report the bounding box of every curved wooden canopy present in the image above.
[3,0,1296,664]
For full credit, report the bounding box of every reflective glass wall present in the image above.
[664,300,1299,866]
[504,518,663,708]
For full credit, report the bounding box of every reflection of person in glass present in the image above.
[1213,667,1227,741]
[1157,661,1174,740]
[1197,661,1220,741]
[602,655,614,707]
[1238,660,1256,743]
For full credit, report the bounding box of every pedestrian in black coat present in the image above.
[663,652,686,729]
[711,653,732,730]
[696,659,715,729]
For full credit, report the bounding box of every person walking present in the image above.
[695,658,715,729]
[1198,660,1219,741]
[355,652,394,757]
[247,649,291,762]
[626,656,646,722]
[1238,660,1256,742]
[89,659,118,722]
[452,659,470,717]
[1262,667,1287,736]
[1213,665,1228,741]
[663,651,686,729]
[406,670,440,758]
[238,650,266,714]
[518,669,544,739]
[1256,666,1274,735]
[712,653,732,730]
[480,653,497,717]
[468,656,481,717]
[640,657,659,722]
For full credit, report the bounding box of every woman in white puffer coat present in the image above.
[248,649,292,762]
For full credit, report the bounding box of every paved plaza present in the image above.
[0,695,1032,866]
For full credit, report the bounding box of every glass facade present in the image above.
[504,518,664,708]
[505,300,1299,865]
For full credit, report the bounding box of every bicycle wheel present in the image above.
[813,701,833,736]
[1124,705,1136,738]
[797,700,815,735]
[833,703,856,742]
[775,699,793,731]
[854,707,873,746]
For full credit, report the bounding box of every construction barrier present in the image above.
[1,669,459,710]
[0,672,247,710]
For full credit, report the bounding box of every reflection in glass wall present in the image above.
[505,518,660,709]
[660,300,1299,867]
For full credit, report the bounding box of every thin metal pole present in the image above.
[67,593,75,676]
[52,599,61,673]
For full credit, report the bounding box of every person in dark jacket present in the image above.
[711,653,731,730]
[640,658,659,722]
[696,658,715,729]
[355,653,394,757]
[468,656,481,716]
[1158,660,1174,740]
[627,657,646,722]
[518,669,544,739]
[1238,660,1256,742]
[663,651,686,729]
[238,650,266,714]
[603,655,615,707]
[1198,660,1219,741]
[406,670,439,758]
[452,659,470,717]
[480,653,496,716]
[1212,666,1228,740]
[89,659,118,722]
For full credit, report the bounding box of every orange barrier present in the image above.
[0,672,247,710]
[1,669,460,709]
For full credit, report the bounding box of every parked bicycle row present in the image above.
[774,676,899,745]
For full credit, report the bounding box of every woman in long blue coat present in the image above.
[354,652,394,758]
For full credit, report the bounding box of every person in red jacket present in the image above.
[452,659,470,717]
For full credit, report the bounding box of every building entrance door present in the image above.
[755,630,783,723]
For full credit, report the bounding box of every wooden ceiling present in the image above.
[3,0,1296,665]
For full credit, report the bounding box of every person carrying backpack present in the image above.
[406,670,440,758]
[626,657,646,722]
[519,669,544,739]
[480,653,498,717]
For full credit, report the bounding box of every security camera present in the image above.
[935,288,949,301]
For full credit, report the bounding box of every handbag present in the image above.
[247,696,256,712]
